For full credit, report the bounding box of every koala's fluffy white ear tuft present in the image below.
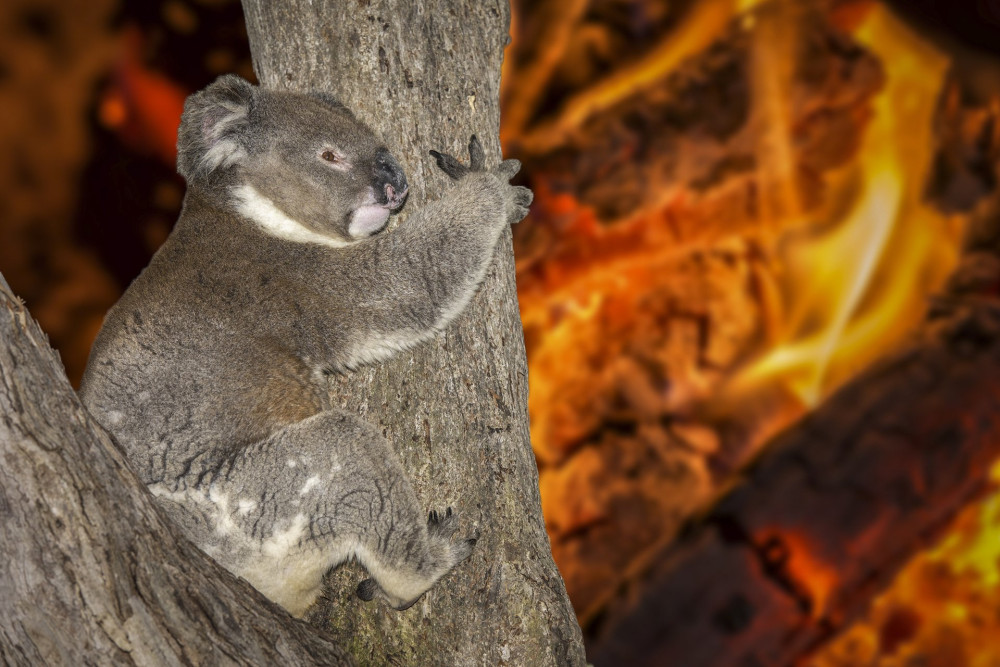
[177,74,256,181]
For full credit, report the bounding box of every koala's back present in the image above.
[80,202,328,484]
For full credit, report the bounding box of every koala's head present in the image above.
[177,74,408,240]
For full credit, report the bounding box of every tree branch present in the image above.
[239,1,586,664]
[0,272,352,666]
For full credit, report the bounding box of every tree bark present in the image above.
[0,272,352,666]
[0,3,583,666]
[239,2,586,666]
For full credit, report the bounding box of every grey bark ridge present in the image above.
[240,1,585,666]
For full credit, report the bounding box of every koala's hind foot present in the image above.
[157,410,479,617]
[357,506,478,611]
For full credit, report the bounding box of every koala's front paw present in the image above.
[430,135,533,225]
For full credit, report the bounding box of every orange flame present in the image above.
[515,0,749,152]
[731,5,962,407]
[771,530,841,618]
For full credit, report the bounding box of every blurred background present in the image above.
[2,0,1000,664]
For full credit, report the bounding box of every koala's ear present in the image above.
[309,91,359,120]
[177,75,256,181]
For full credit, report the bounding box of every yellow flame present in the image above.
[924,460,1000,588]
[815,460,1000,666]
[742,167,902,405]
[519,0,746,152]
[734,4,961,407]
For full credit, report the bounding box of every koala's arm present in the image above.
[338,138,531,363]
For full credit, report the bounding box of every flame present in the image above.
[516,0,750,152]
[730,4,962,408]
[509,2,996,658]
[759,530,841,619]
[814,462,1000,666]
[804,8,1000,667]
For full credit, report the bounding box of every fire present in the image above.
[731,4,962,407]
[747,7,1000,666]
[507,0,999,660]
[813,463,1000,666]
[512,0,749,152]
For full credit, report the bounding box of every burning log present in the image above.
[585,198,1000,666]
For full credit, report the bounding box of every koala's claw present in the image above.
[430,135,489,180]
[427,507,453,525]
[468,135,486,171]
[428,506,460,538]
[429,149,469,181]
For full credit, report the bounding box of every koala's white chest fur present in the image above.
[231,184,357,249]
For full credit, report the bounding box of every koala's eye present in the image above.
[321,150,339,163]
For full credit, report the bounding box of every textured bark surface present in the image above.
[240,2,585,666]
[586,197,1000,665]
[0,272,352,666]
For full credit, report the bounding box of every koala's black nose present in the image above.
[374,148,407,194]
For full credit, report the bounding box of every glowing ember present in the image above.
[813,463,1000,666]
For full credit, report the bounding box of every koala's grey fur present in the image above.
[79,75,532,617]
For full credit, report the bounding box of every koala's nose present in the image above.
[374,148,407,194]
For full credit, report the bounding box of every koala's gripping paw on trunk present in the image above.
[428,506,479,554]
[356,507,478,611]
[430,135,533,225]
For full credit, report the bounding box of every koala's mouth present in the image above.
[347,184,409,239]
[379,183,409,211]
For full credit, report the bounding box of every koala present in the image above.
[78,74,532,617]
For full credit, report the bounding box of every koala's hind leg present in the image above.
[177,409,477,616]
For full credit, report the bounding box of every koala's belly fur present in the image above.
[79,75,532,616]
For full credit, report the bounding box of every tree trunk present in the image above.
[0,272,352,666]
[0,3,584,666]
[239,2,585,666]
